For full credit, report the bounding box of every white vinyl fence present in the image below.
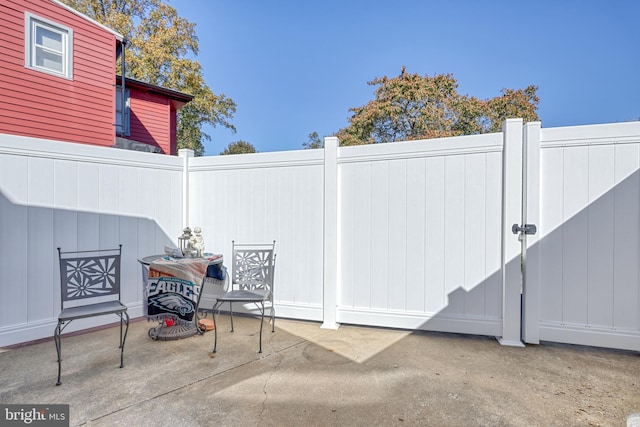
[1,120,639,351]
[0,134,183,345]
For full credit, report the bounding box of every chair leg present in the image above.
[54,321,63,386]
[258,302,265,353]
[229,302,234,332]
[271,304,276,333]
[119,316,123,348]
[212,302,220,353]
[119,311,130,368]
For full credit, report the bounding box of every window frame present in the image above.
[115,87,131,136]
[24,12,73,80]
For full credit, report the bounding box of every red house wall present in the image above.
[170,108,177,155]
[0,0,116,147]
[128,88,172,155]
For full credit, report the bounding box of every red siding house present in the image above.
[115,76,192,155]
[0,0,192,155]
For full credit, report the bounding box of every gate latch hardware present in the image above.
[512,223,537,236]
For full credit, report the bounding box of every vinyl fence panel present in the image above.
[188,150,326,320]
[336,134,505,336]
[523,122,640,351]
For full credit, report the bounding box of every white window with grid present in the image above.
[25,13,73,79]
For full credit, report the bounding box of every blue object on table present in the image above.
[207,263,227,280]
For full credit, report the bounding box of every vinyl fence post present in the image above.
[522,122,541,344]
[322,137,339,329]
[499,119,525,347]
[178,149,194,230]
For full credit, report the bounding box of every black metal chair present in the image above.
[212,241,276,353]
[55,246,129,385]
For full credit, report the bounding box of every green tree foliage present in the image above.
[302,131,323,149]
[336,67,539,146]
[62,0,236,156]
[220,140,256,155]
[485,86,540,133]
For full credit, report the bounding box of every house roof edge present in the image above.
[50,0,125,41]
[116,75,194,105]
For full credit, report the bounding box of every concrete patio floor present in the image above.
[1,315,638,426]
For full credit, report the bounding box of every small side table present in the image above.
[138,254,225,340]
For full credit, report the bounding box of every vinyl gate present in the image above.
[521,122,640,351]
[333,120,524,346]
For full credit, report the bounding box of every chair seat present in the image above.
[216,289,269,303]
[59,300,127,321]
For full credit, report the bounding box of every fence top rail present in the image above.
[337,132,503,163]
[0,133,183,170]
[541,122,640,148]
[189,148,324,171]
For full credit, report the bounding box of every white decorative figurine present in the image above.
[192,227,205,257]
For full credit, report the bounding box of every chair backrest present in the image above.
[231,241,276,296]
[58,245,123,309]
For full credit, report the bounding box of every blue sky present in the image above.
[168,0,639,155]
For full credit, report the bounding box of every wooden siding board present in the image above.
[0,112,114,144]
[1,82,113,139]
[0,128,112,147]
[74,48,114,69]
[0,64,115,92]
[0,40,22,60]
[0,2,24,22]
[1,89,109,117]
[0,15,23,38]
[1,76,111,108]
[73,59,114,75]
[0,111,113,139]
